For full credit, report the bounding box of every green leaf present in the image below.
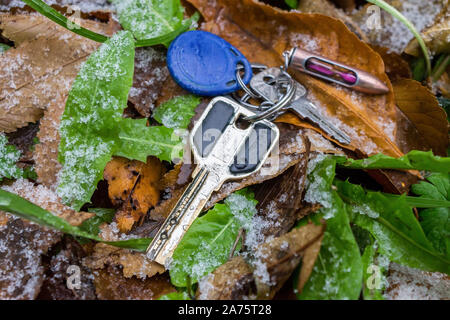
[116,118,182,163]
[361,242,386,300]
[0,134,23,182]
[57,31,135,210]
[57,31,182,210]
[80,208,116,235]
[158,291,191,300]
[382,193,450,208]
[0,189,151,251]
[0,43,10,54]
[169,189,257,287]
[412,57,426,82]
[110,0,199,46]
[299,156,363,300]
[335,150,450,173]
[336,179,450,274]
[153,95,201,129]
[284,0,298,9]
[21,0,109,43]
[411,173,450,258]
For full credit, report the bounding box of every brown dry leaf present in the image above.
[254,222,325,299]
[130,47,170,117]
[196,256,256,300]
[188,0,405,159]
[393,79,448,156]
[83,243,164,279]
[0,179,93,299]
[329,0,356,12]
[405,7,450,56]
[196,222,325,300]
[33,95,65,189]
[93,266,175,300]
[436,71,450,98]
[0,14,111,133]
[297,0,368,42]
[372,46,412,81]
[296,232,324,294]
[104,156,163,233]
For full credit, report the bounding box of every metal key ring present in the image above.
[235,63,267,99]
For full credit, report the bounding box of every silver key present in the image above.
[250,67,351,145]
[146,97,279,266]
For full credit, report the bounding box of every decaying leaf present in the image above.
[104,156,163,233]
[196,222,325,300]
[393,79,448,156]
[352,1,445,54]
[33,96,65,189]
[0,14,113,133]
[405,6,450,56]
[297,0,368,42]
[0,179,93,299]
[93,266,175,300]
[84,243,165,279]
[188,0,407,159]
[372,46,412,81]
[129,47,170,117]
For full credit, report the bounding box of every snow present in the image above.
[358,0,445,53]
[386,263,450,300]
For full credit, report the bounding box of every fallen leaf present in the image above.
[297,0,368,42]
[93,266,175,300]
[104,156,163,233]
[84,243,165,279]
[254,222,325,299]
[405,6,450,56]
[196,222,325,300]
[329,0,355,12]
[188,0,406,159]
[129,47,170,117]
[0,179,93,299]
[393,79,448,156]
[33,95,65,189]
[372,45,412,81]
[196,256,256,300]
[0,14,113,133]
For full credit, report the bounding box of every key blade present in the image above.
[146,168,222,266]
[290,98,351,145]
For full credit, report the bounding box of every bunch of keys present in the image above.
[146,30,389,265]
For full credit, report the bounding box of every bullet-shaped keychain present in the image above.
[284,47,389,95]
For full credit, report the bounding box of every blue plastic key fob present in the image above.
[167,30,252,96]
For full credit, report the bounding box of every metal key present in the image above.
[146,96,279,266]
[250,67,351,145]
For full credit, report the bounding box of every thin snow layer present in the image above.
[359,0,445,54]
[0,0,113,12]
[385,263,450,300]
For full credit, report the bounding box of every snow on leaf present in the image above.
[0,133,23,182]
[57,31,135,210]
[169,189,257,287]
[153,95,200,129]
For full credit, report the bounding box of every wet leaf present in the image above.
[337,179,450,274]
[335,150,450,173]
[393,79,448,156]
[411,173,450,258]
[0,133,23,181]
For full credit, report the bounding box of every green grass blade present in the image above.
[21,0,108,43]
[367,0,431,76]
[382,193,450,208]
